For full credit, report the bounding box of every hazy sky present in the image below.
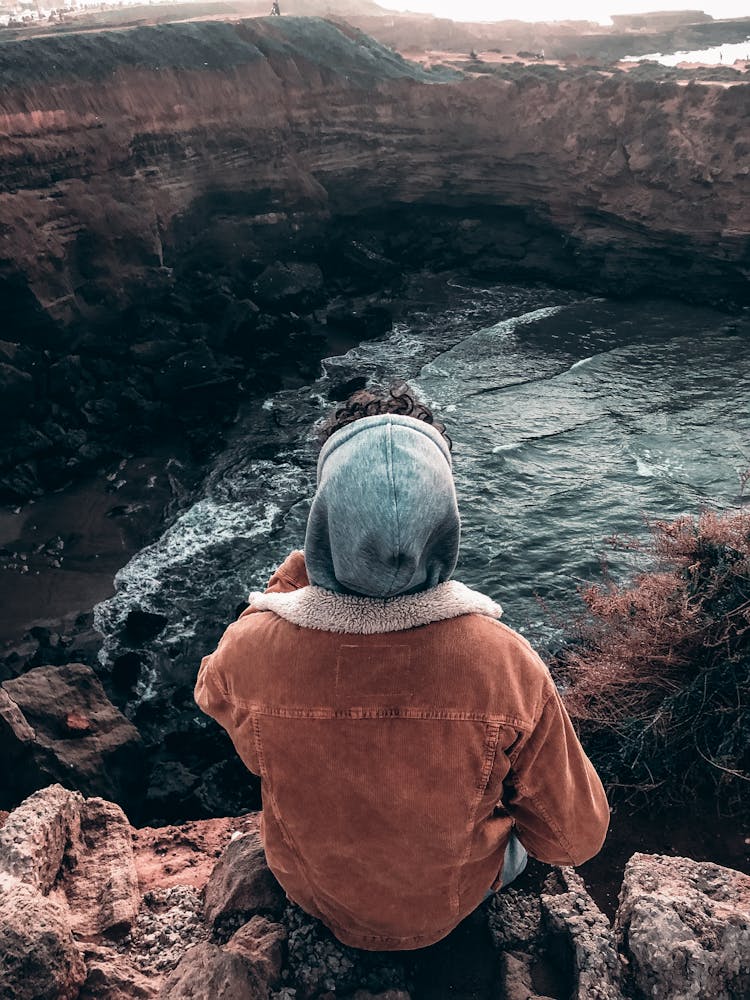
[376,2,750,25]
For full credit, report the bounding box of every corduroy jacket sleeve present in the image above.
[194,550,310,772]
[505,680,610,867]
[261,549,309,595]
[194,629,239,753]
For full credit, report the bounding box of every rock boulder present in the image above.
[0,873,87,1000]
[158,942,266,999]
[0,662,143,806]
[64,796,140,939]
[540,867,624,1000]
[616,852,750,1000]
[226,913,286,992]
[0,783,83,892]
[203,830,286,930]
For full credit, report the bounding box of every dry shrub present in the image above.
[555,505,750,817]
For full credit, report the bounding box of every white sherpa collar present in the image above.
[247,581,502,634]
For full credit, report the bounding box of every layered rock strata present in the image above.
[1,16,748,501]
[1,17,747,321]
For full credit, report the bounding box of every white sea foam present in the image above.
[635,456,658,478]
[569,356,594,371]
[95,497,283,634]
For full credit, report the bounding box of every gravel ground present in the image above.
[121,885,208,975]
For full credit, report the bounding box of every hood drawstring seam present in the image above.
[383,420,403,599]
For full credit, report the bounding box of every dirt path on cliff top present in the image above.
[402,47,749,84]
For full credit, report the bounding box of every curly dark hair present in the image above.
[317,380,452,451]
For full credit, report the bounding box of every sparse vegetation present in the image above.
[555,497,750,818]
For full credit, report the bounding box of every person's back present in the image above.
[195,384,609,949]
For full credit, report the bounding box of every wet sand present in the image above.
[0,449,192,649]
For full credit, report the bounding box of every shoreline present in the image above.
[0,449,194,651]
[0,317,381,658]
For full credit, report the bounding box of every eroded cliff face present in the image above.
[0,16,748,501]
[1,15,748,327]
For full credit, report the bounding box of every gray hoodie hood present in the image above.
[304,413,460,598]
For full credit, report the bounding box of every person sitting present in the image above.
[195,382,609,950]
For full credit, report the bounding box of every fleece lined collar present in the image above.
[247,581,502,634]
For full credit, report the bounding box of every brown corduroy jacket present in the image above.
[195,550,609,950]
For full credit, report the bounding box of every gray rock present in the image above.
[155,344,219,396]
[487,886,543,950]
[282,900,406,998]
[204,831,286,929]
[0,362,34,413]
[146,760,199,815]
[159,941,266,999]
[350,992,411,1000]
[251,262,324,310]
[0,873,86,1000]
[541,867,624,1000]
[616,852,750,1000]
[0,783,83,892]
[129,885,208,978]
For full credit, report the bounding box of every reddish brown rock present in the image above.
[203,830,286,928]
[0,785,139,939]
[616,853,750,1000]
[0,663,142,804]
[498,951,556,1000]
[158,942,266,999]
[65,711,92,735]
[64,797,140,939]
[79,949,157,1000]
[132,813,259,894]
[0,685,35,743]
[226,914,286,991]
[0,873,86,1000]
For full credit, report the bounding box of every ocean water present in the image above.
[624,40,750,66]
[93,277,750,703]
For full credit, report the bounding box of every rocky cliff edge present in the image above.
[0,784,748,1000]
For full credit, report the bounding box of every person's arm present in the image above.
[194,550,308,770]
[261,549,309,595]
[504,680,610,867]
